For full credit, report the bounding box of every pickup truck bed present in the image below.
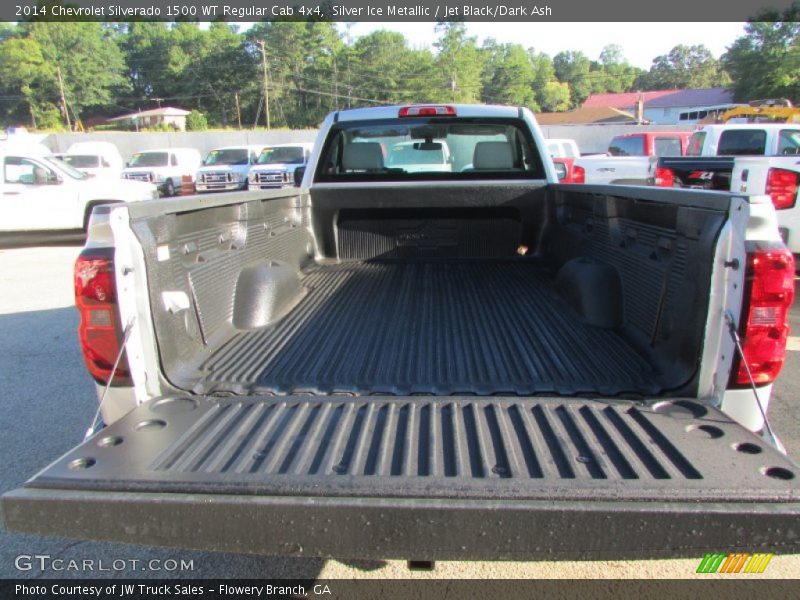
[4,105,799,560]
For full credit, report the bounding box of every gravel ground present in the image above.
[0,244,798,580]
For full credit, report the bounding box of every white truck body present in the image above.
[0,150,156,232]
[665,124,800,254]
[573,154,656,185]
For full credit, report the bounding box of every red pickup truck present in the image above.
[608,131,693,157]
[574,131,693,185]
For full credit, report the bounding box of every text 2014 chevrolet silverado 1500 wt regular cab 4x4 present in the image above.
[2,105,799,561]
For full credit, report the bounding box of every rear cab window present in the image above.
[686,132,706,156]
[654,137,683,157]
[314,117,546,182]
[608,136,644,156]
[717,129,767,156]
[778,129,800,155]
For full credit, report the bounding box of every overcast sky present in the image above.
[339,22,747,69]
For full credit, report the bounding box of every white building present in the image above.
[107,107,191,131]
[582,88,737,125]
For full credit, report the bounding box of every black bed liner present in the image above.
[196,260,660,396]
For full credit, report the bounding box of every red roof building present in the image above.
[583,88,736,124]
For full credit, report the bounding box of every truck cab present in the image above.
[121,148,202,197]
[247,143,314,190]
[196,145,266,193]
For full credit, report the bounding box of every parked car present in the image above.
[196,145,266,193]
[121,147,202,197]
[652,124,800,259]
[247,143,314,190]
[0,148,156,232]
[3,104,798,562]
[54,141,124,179]
[574,131,692,185]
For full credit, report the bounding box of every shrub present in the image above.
[186,110,208,131]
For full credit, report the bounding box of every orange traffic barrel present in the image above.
[180,175,195,196]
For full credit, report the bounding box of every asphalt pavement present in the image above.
[0,244,797,579]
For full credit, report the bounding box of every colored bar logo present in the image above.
[696,553,773,574]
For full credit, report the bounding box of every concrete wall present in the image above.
[43,130,319,162]
[41,123,697,161]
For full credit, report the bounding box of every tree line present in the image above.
[0,15,797,131]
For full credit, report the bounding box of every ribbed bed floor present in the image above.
[199,260,661,396]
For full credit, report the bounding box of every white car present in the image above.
[248,143,314,190]
[54,141,124,180]
[0,149,156,232]
[121,148,202,197]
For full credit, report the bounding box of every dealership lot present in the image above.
[0,244,798,579]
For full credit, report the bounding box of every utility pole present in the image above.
[234,92,242,129]
[451,71,457,103]
[258,41,271,131]
[152,97,164,108]
[56,66,71,131]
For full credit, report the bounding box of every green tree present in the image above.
[433,23,484,103]
[248,21,345,127]
[186,110,208,131]
[25,22,128,121]
[722,7,800,102]
[589,44,643,94]
[0,37,57,127]
[539,81,571,112]
[637,44,730,90]
[480,42,537,108]
[351,30,436,104]
[553,51,592,107]
[119,22,174,101]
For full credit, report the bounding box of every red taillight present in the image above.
[731,245,795,387]
[766,168,798,210]
[398,105,457,117]
[75,249,131,386]
[654,166,675,187]
[573,165,585,184]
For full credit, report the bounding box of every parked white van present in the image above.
[121,148,202,197]
[196,145,265,193]
[55,141,124,179]
[247,143,315,189]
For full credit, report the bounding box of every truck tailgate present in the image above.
[3,396,799,560]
